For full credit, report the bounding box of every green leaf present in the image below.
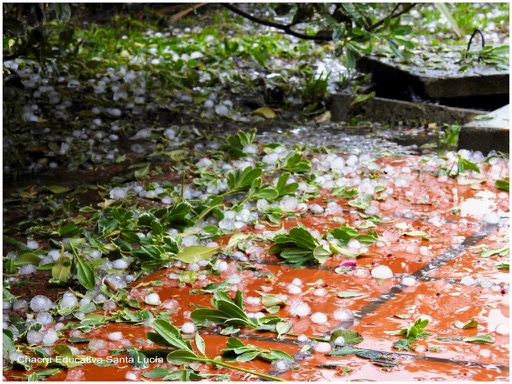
[337,291,365,298]
[194,333,206,356]
[253,185,279,200]
[495,179,509,191]
[275,321,292,338]
[355,350,382,359]
[126,347,149,368]
[166,350,204,364]
[330,329,363,345]
[73,253,95,291]
[289,225,319,250]
[44,185,72,194]
[434,3,463,38]
[462,335,494,344]
[350,91,376,109]
[151,320,192,351]
[52,3,72,23]
[175,245,219,264]
[454,319,478,329]
[327,346,357,356]
[313,244,331,264]
[331,187,358,198]
[479,247,509,258]
[3,330,15,355]
[51,255,72,281]
[393,338,412,351]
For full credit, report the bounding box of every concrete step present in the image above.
[458,104,510,153]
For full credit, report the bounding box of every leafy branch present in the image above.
[147,319,286,381]
[190,290,284,334]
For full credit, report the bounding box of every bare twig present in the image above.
[221,3,331,41]
[368,3,417,32]
[170,3,207,22]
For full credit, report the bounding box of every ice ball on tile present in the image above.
[311,312,328,324]
[144,293,161,306]
[181,322,196,334]
[371,265,393,279]
[30,295,52,313]
[289,301,311,317]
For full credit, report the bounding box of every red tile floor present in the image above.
[4,155,509,381]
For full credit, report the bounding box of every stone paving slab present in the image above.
[458,104,510,154]
[329,93,486,125]
[356,51,509,99]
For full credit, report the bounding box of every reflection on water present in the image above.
[257,124,425,156]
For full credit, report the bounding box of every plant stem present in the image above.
[205,358,287,381]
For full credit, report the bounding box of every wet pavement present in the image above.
[4,145,508,382]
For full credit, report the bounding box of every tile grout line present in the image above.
[351,222,500,322]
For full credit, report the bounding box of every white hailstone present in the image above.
[215,104,229,116]
[12,299,28,311]
[112,259,128,270]
[196,157,212,167]
[214,260,228,273]
[289,301,311,317]
[288,284,302,295]
[309,203,324,214]
[42,328,59,346]
[227,274,242,284]
[394,176,409,187]
[245,296,261,305]
[204,99,215,108]
[218,218,236,231]
[188,263,200,272]
[483,212,500,225]
[190,51,204,59]
[61,293,78,308]
[36,312,54,325]
[163,128,176,140]
[125,371,138,381]
[27,330,44,345]
[243,144,258,154]
[347,239,362,251]
[181,322,197,334]
[326,202,344,215]
[132,128,152,139]
[88,338,107,352]
[334,308,354,323]
[19,264,37,275]
[330,157,345,171]
[401,276,416,287]
[262,152,280,165]
[182,235,198,247]
[103,300,117,311]
[371,265,393,279]
[314,342,332,353]
[495,322,509,335]
[30,295,53,312]
[297,334,309,343]
[144,293,161,306]
[89,250,101,260]
[292,278,303,286]
[271,359,292,373]
[108,332,124,341]
[311,312,328,324]
[280,196,299,211]
[479,349,492,358]
[110,187,128,200]
[460,276,476,286]
[26,240,39,249]
[313,288,328,297]
[106,108,122,117]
